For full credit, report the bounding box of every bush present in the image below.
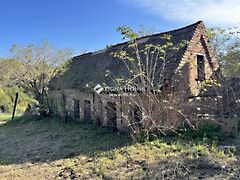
[133,130,150,143]
[0,89,12,112]
[0,87,35,114]
[183,123,221,143]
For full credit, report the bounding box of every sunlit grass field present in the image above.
[0,114,22,121]
[0,115,239,179]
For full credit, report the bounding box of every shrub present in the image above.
[183,123,221,143]
[0,87,35,114]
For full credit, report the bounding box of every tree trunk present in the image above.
[35,89,49,117]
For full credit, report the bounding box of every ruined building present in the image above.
[49,21,238,134]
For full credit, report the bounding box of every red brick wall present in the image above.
[177,22,219,96]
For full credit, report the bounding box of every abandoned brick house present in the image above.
[49,21,237,133]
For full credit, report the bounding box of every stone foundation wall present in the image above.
[48,89,132,132]
[49,89,238,136]
[49,90,191,133]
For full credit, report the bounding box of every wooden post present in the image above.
[12,92,19,121]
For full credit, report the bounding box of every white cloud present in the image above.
[120,0,240,26]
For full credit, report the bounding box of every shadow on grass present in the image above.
[145,155,240,179]
[0,115,132,165]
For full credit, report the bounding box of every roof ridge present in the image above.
[75,21,203,58]
[131,20,203,41]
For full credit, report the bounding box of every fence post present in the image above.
[12,92,19,120]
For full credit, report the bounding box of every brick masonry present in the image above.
[48,21,238,135]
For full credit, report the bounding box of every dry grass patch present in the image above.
[0,116,239,179]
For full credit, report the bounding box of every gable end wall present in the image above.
[176,22,219,96]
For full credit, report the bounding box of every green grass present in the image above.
[0,116,239,179]
[0,116,131,163]
[0,114,22,121]
[0,114,11,121]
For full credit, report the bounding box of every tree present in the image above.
[7,40,73,116]
[0,58,21,88]
[207,26,240,117]
[208,27,240,77]
[0,59,35,113]
[108,26,192,139]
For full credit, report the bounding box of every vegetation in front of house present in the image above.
[0,116,239,179]
[0,87,34,114]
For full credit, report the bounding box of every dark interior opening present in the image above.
[197,55,205,81]
[107,102,117,128]
[84,100,91,120]
[73,99,80,119]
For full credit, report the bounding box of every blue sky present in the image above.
[0,0,239,57]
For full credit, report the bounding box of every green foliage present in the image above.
[149,138,228,159]
[0,114,12,122]
[222,50,240,76]
[183,124,221,143]
[0,89,11,112]
[2,40,73,116]
[208,27,240,77]
[117,26,139,40]
[117,25,157,41]
[0,87,34,114]
[133,130,149,143]
[235,146,240,155]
